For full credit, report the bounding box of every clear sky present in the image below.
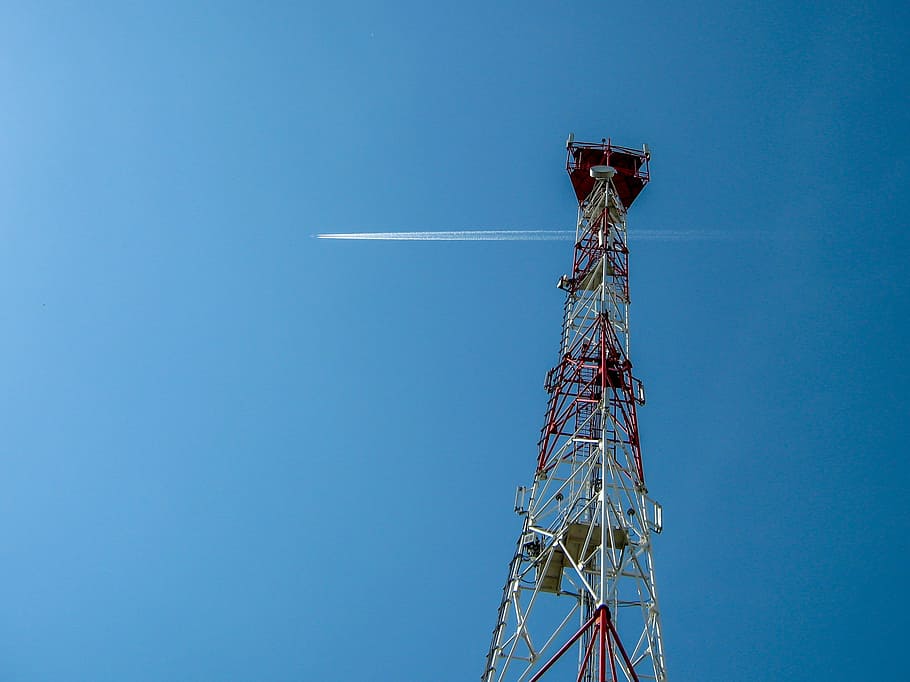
[1,2,908,680]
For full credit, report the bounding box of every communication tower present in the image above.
[482,137,667,682]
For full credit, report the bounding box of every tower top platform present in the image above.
[566,137,650,208]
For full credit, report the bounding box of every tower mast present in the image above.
[483,137,667,682]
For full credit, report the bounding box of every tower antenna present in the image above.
[482,136,668,682]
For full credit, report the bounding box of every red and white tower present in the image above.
[482,137,667,682]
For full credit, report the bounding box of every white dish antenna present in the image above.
[590,165,616,179]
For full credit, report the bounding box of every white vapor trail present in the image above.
[316,230,570,241]
[315,230,739,242]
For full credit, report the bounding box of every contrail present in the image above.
[315,230,742,241]
[316,230,570,241]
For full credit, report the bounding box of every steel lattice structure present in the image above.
[482,137,667,682]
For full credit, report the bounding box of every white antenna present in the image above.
[589,165,616,179]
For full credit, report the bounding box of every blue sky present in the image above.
[1,1,908,680]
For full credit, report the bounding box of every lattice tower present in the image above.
[482,137,668,682]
